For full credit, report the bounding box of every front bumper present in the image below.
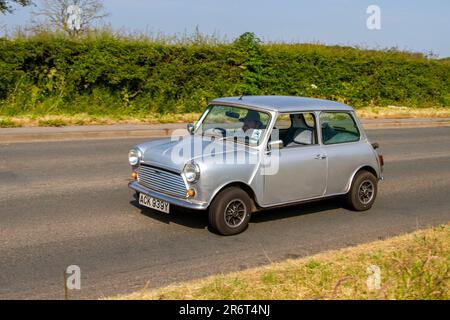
[128,181,208,210]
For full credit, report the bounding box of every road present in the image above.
[0,127,449,299]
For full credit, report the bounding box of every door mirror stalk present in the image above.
[268,140,284,152]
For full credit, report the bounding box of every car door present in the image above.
[262,112,327,206]
[319,111,364,195]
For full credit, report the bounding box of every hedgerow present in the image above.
[0,32,449,117]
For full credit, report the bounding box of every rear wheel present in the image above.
[208,187,252,235]
[345,170,378,211]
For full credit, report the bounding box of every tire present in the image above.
[208,187,252,235]
[345,170,378,211]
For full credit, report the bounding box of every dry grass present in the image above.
[356,106,450,119]
[114,224,450,300]
[0,113,202,128]
[1,106,450,128]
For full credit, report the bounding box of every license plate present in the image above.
[139,193,170,214]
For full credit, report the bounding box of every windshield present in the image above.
[195,105,271,146]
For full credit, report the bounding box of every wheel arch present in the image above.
[346,165,379,193]
[209,181,259,212]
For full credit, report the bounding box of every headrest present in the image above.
[293,129,313,145]
[291,114,308,128]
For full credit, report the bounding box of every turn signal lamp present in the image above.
[379,155,384,167]
[187,188,196,198]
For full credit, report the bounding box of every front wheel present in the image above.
[345,170,378,211]
[208,187,252,235]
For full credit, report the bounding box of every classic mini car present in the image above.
[128,96,384,235]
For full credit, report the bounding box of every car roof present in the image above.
[211,96,354,113]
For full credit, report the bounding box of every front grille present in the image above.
[137,165,187,198]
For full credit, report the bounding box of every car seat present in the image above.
[284,114,314,146]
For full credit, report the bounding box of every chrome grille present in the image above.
[137,165,187,198]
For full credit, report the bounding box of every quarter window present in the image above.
[320,112,360,145]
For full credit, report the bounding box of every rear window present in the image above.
[320,112,360,145]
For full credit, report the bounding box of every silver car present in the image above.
[128,96,384,235]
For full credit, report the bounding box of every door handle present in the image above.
[315,154,327,160]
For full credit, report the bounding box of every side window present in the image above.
[320,112,360,145]
[303,113,316,128]
[274,114,291,129]
[276,113,318,147]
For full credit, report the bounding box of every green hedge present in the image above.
[1,32,449,117]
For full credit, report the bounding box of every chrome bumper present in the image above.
[129,181,208,210]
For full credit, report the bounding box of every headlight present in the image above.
[128,148,143,166]
[183,162,200,183]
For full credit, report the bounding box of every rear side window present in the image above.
[320,112,360,145]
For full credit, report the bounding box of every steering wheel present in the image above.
[212,127,226,137]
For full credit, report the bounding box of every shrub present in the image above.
[0,32,449,118]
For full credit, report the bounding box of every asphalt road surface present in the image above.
[1,127,449,299]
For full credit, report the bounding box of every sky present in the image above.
[1,0,449,57]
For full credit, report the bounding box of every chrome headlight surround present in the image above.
[183,162,200,184]
[128,148,143,166]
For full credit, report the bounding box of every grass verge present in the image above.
[114,224,449,300]
[1,106,450,128]
[0,113,202,128]
[356,106,450,119]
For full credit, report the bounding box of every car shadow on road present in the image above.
[130,196,345,231]
[251,197,344,223]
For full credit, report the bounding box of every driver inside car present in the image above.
[233,110,263,141]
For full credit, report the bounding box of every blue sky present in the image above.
[1,0,449,57]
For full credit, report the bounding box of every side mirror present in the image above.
[187,123,195,135]
[268,140,284,151]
